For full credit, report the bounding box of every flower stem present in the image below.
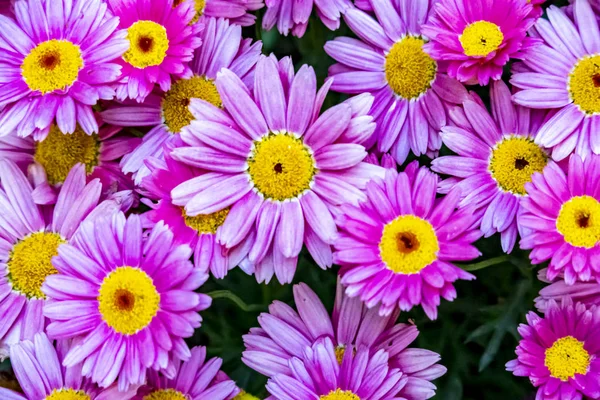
[462,255,513,272]
[206,290,265,313]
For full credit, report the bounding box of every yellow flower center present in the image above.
[247,133,316,201]
[45,389,91,400]
[234,391,260,400]
[21,39,83,94]
[7,232,65,299]
[545,336,590,381]
[98,267,160,335]
[459,21,504,57]
[320,389,360,400]
[379,215,439,274]
[335,345,346,364]
[556,195,600,248]
[385,36,437,100]
[182,207,230,234]
[488,136,548,195]
[143,389,187,400]
[123,21,169,68]
[569,55,600,115]
[34,124,100,185]
[162,76,222,133]
[174,0,206,23]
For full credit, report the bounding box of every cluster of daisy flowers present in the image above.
[1,0,600,398]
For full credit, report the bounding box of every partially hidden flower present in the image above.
[334,162,482,319]
[263,0,352,37]
[183,0,264,27]
[243,281,446,399]
[506,299,600,400]
[520,154,600,284]
[42,212,212,390]
[535,277,600,314]
[170,55,382,284]
[0,0,128,138]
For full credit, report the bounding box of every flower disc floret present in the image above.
[569,55,600,115]
[21,40,83,93]
[459,21,504,57]
[123,21,170,68]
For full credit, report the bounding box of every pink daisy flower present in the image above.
[334,162,482,319]
[263,0,352,37]
[506,299,600,400]
[431,80,552,253]
[0,0,128,138]
[422,0,536,85]
[179,0,264,27]
[133,346,239,400]
[140,138,253,278]
[325,0,470,165]
[520,154,600,284]
[511,0,600,161]
[243,281,446,399]
[535,278,600,314]
[0,161,104,352]
[42,212,212,390]
[171,55,382,284]
[107,0,203,103]
[102,17,261,183]
[0,333,138,400]
[529,0,547,18]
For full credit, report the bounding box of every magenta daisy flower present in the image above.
[266,338,408,400]
[334,162,482,319]
[0,160,103,352]
[243,282,446,399]
[0,333,138,400]
[108,0,202,103]
[431,80,552,253]
[506,299,600,400]
[520,154,600,284]
[421,0,536,85]
[140,138,253,278]
[181,0,264,26]
[102,17,261,183]
[263,0,352,37]
[511,0,600,161]
[0,0,128,138]
[325,0,469,165]
[535,278,600,314]
[42,212,212,390]
[133,346,239,400]
[171,55,382,284]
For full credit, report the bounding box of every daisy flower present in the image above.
[506,299,600,400]
[107,0,203,103]
[267,338,408,400]
[42,212,212,390]
[102,17,261,183]
[0,0,128,138]
[177,0,264,26]
[422,0,536,85]
[0,333,138,400]
[520,154,600,284]
[431,80,551,253]
[511,0,600,161]
[0,160,103,353]
[171,55,381,284]
[243,281,446,399]
[334,162,482,319]
[133,346,239,400]
[325,0,470,165]
[263,0,352,38]
[535,278,600,313]
[0,136,33,171]
[140,138,253,278]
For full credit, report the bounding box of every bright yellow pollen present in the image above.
[143,389,187,400]
[21,39,83,94]
[34,124,100,185]
[234,391,260,400]
[569,55,600,115]
[7,232,65,299]
[182,207,230,234]
[379,215,439,274]
[488,136,548,195]
[162,76,221,133]
[247,133,316,201]
[385,36,437,99]
[173,0,206,23]
[320,389,360,400]
[460,21,504,57]
[45,389,91,400]
[335,346,346,364]
[545,336,590,381]
[98,267,160,335]
[123,21,169,68]
[556,195,600,248]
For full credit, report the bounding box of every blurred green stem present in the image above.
[462,255,512,271]
[207,290,265,313]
